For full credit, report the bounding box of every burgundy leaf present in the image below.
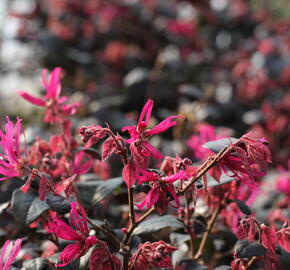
[261,224,277,254]
[122,161,136,188]
[90,241,121,270]
[277,223,290,252]
[209,166,222,182]
[102,137,117,161]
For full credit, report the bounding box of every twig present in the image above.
[178,138,241,195]
[128,187,136,225]
[243,256,257,270]
[123,207,156,244]
[121,207,156,270]
[194,198,226,260]
[185,192,195,258]
[87,218,120,251]
[106,129,136,228]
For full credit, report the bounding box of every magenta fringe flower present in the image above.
[0,117,27,180]
[0,239,22,270]
[122,99,181,167]
[18,67,80,124]
[48,202,97,267]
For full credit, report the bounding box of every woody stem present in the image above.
[87,218,120,251]
[128,187,136,225]
[74,182,121,251]
[106,130,135,227]
[194,198,226,260]
[121,207,156,270]
[243,256,257,270]
[185,192,195,258]
[178,138,241,195]
[123,206,155,245]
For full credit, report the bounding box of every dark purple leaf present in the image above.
[202,138,238,153]
[11,189,49,226]
[235,240,267,258]
[46,194,71,214]
[77,177,122,205]
[133,215,184,235]
[234,200,252,215]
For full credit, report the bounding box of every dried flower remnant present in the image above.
[48,202,97,266]
[18,67,80,124]
[79,125,108,147]
[128,241,177,270]
[89,240,121,270]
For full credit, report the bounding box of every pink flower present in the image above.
[136,169,190,213]
[0,238,23,270]
[18,67,80,124]
[48,202,97,267]
[0,117,28,180]
[187,124,224,160]
[122,99,181,167]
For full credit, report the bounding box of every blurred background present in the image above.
[0,0,289,165]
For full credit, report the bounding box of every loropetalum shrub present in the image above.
[0,67,289,270]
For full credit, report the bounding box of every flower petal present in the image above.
[17,91,46,106]
[48,218,80,241]
[138,99,153,130]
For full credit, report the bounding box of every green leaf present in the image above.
[77,177,123,205]
[133,215,185,235]
[11,189,49,226]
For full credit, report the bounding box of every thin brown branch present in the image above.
[87,218,120,251]
[178,138,241,195]
[185,192,195,258]
[128,187,136,225]
[243,256,257,270]
[121,207,156,270]
[106,129,137,231]
[194,198,226,260]
[123,206,156,245]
